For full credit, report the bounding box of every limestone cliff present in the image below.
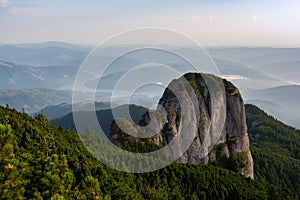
[109,73,254,178]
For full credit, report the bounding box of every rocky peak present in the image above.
[109,73,254,179]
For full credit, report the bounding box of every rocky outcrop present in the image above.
[109,73,254,179]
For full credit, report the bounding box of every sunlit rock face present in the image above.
[110,73,254,179]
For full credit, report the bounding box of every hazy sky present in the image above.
[1,0,300,46]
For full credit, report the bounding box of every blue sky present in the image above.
[0,0,300,46]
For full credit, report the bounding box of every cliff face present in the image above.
[110,73,254,179]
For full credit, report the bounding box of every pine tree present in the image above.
[0,123,26,198]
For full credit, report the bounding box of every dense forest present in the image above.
[246,104,300,199]
[0,105,299,199]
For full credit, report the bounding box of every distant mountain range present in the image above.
[0,88,158,115]
[1,43,297,91]
[0,42,90,66]
[51,104,148,135]
[0,42,300,127]
[0,61,77,90]
[0,88,112,114]
[243,85,300,128]
[37,101,111,120]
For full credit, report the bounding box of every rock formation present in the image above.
[110,73,254,178]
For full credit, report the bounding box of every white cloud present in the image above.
[209,16,215,22]
[25,71,45,81]
[0,0,10,8]
[251,14,258,22]
[191,16,200,23]
[9,5,43,17]
[0,61,13,68]
[8,78,16,85]
[221,75,249,81]
[286,80,300,85]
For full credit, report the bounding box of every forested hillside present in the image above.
[246,104,300,199]
[0,105,294,199]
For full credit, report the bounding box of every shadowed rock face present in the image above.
[110,73,254,179]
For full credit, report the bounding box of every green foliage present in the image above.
[246,104,300,199]
[0,105,294,199]
[0,123,27,198]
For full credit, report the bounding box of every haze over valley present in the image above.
[1,43,299,128]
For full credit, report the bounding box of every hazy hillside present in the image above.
[0,42,88,66]
[0,89,108,114]
[207,47,300,67]
[0,60,77,90]
[0,87,158,115]
[37,101,111,120]
[52,104,148,135]
[1,45,296,91]
[0,89,74,113]
[255,60,300,84]
[243,85,300,128]
[1,43,300,129]
[245,99,300,129]
[207,47,300,89]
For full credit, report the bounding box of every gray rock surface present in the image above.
[110,73,254,178]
